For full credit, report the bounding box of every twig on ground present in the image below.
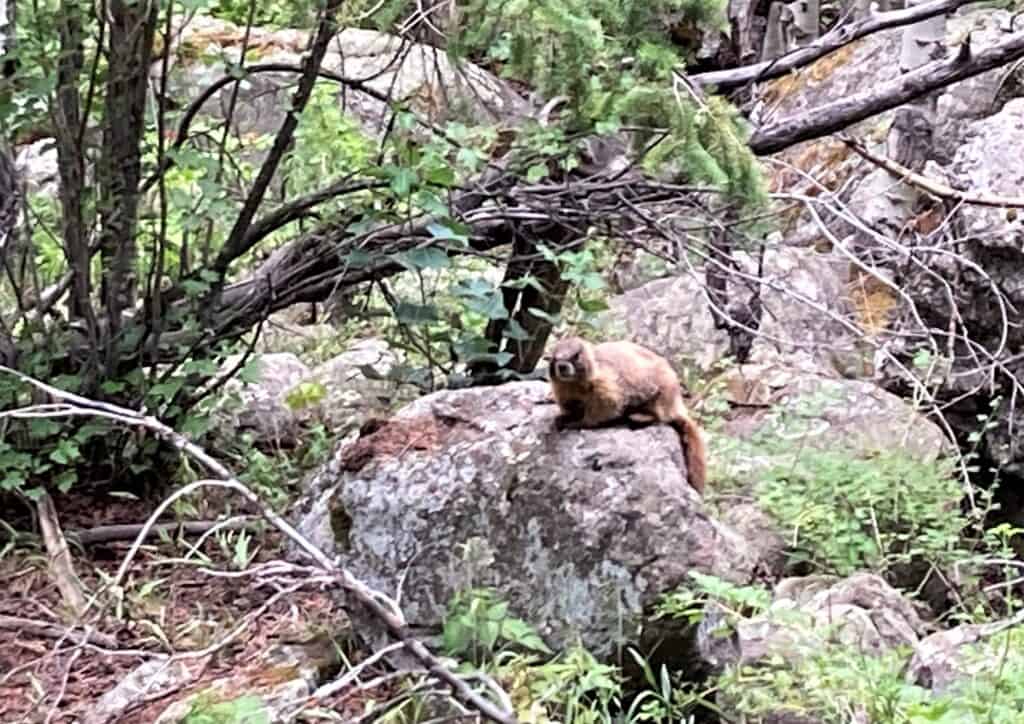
[0,615,118,648]
[36,490,88,620]
[67,517,259,546]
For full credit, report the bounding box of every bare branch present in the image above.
[67,517,258,546]
[749,30,1024,154]
[841,134,1024,207]
[691,0,978,90]
[0,615,118,648]
[36,490,88,620]
[212,0,346,276]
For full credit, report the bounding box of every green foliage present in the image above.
[719,626,1024,723]
[708,386,971,578]
[182,693,269,724]
[447,0,766,205]
[208,0,320,28]
[756,445,964,576]
[442,587,553,664]
[656,571,771,627]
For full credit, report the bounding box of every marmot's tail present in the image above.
[669,414,707,496]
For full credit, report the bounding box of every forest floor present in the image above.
[0,489,389,723]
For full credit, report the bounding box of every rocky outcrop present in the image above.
[716,362,950,463]
[699,573,927,669]
[161,16,529,143]
[878,98,1024,477]
[294,380,766,659]
[603,247,856,377]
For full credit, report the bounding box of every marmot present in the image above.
[548,336,708,495]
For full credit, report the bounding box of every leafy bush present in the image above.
[756,447,965,576]
[719,627,1024,724]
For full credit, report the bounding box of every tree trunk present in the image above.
[468,232,572,379]
[54,2,97,358]
[97,0,158,375]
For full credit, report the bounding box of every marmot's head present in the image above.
[549,336,594,382]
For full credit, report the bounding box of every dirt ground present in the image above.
[0,488,392,723]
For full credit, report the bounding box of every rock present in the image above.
[878,98,1024,475]
[704,573,930,723]
[933,10,1024,161]
[255,316,337,357]
[700,571,927,668]
[949,98,1024,250]
[909,617,1024,694]
[14,138,59,195]
[294,380,764,659]
[763,9,1018,242]
[82,659,196,724]
[83,636,341,724]
[719,502,787,578]
[215,352,316,448]
[163,16,528,143]
[603,247,854,377]
[717,362,950,463]
[761,9,1015,158]
[311,337,411,434]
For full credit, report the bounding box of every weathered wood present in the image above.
[749,31,1024,154]
[691,0,976,89]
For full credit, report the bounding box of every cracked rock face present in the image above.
[295,381,762,658]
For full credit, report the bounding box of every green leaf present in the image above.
[393,247,451,270]
[395,302,440,325]
[526,164,549,182]
[387,167,417,196]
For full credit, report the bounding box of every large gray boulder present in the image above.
[716,362,951,464]
[603,247,854,377]
[294,380,764,658]
[160,16,528,143]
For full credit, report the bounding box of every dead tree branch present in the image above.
[36,490,88,620]
[67,517,258,546]
[749,30,1024,154]
[841,134,1024,207]
[213,0,346,277]
[691,0,977,90]
[0,615,118,648]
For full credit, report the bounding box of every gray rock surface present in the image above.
[311,337,410,432]
[717,362,951,463]
[162,17,528,143]
[604,247,854,376]
[215,352,315,448]
[700,572,927,669]
[294,380,764,658]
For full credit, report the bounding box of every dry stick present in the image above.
[67,517,258,546]
[0,366,519,724]
[0,615,118,648]
[840,134,1024,207]
[36,490,88,620]
[749,30,1024,154]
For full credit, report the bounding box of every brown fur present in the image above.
[547,336,708,496]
